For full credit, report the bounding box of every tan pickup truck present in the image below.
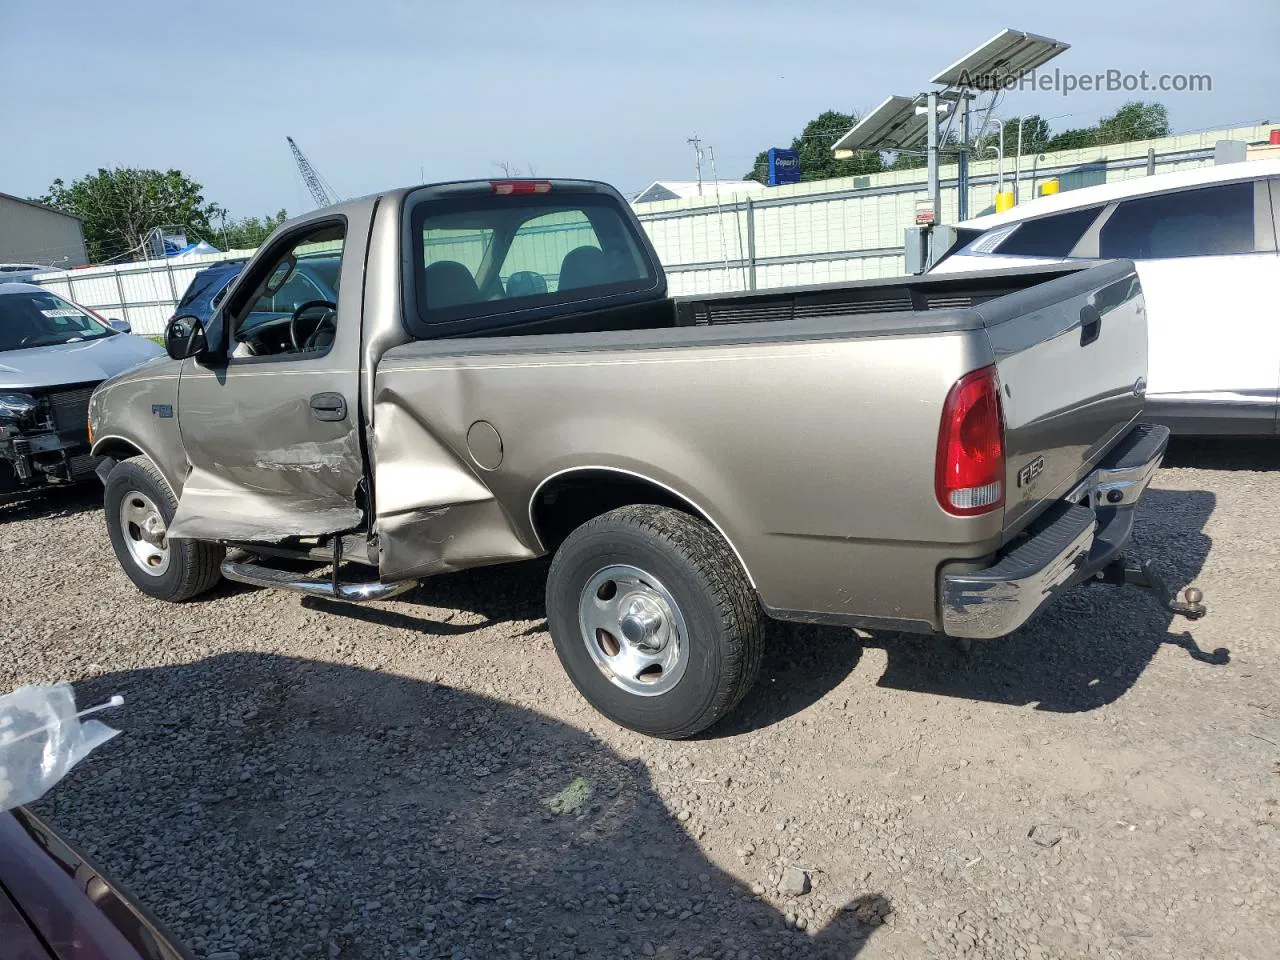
[88,178,1203,737]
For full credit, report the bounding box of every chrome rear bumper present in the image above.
[940,423,1169,639]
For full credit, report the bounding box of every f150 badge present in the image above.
[1017,455,1045,489]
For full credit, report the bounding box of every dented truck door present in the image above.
[167,219,365,542]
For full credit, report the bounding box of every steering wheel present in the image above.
[288,300,338,352]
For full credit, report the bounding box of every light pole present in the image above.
[977,117,1005,195]
[1014,113,1074,204]
[1030,152,1048,198]
[1014,116,1026,204]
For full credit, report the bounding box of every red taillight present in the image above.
[936,365,1005,516]
[490,180,552,196]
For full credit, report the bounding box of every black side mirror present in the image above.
[164,314,208,360]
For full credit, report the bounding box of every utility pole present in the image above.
[956,95,971,221]
[1014,116,1026,204]
[926,92,940,231]
[687,133,704,196]
[707,146,733,284]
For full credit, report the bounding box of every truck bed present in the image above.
[672,261,1102,326]
[454,262,1101,340]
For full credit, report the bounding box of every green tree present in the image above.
[39,167,225,263]
[744,109,884,184]
[1044,126,1099,151]
[213,209,289,251]
[887,150,927,171]
[1003,115,1051,155]
[886,129,962,171]
[1096,100,1170,144]
[1041,101,1171,153]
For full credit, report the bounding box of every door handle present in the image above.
[1079,303,1102,347]
[310,392,347,422]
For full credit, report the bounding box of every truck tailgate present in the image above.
[976,259,1147,537]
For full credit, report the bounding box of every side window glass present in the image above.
[230,224,345,358]
[996,206,1103,258]
[251,268,322,315]
[1099,182,1255,259]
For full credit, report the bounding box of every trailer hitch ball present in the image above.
[1179,586,1206,619]
[1095,557,1207,621]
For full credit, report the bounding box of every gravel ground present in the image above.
[2,438,1278,960]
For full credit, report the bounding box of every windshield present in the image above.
[0,290,114,352]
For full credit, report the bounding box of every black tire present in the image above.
[104,456,224,602]
[546,504,764,739]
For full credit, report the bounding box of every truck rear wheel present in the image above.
[545,504,763,739]
[104,457,224,602]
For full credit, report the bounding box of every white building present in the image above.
[632,180,765,204]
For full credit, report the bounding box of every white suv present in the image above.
[931,158,1280,436]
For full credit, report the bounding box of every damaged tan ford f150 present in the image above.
[87,178,1205,738]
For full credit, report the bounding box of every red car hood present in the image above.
[0,808,190,960]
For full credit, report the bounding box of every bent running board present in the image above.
[221,558,417,603]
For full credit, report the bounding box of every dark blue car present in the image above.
[171,259,246,326]
[172,256,341,336]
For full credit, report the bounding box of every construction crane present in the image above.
[286,136,339,209]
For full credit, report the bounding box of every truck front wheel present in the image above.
[104,457,224,602]
[545,504,764,739]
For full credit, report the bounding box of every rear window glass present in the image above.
[996,206,1103,258]
[1099,181,1256,259]
[177,268,229,309]
[408,192,657,334]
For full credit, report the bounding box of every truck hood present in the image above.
[0,335,166,391]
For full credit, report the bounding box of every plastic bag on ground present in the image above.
[0,684,121,814]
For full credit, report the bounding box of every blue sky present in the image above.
[2,0,1275,219]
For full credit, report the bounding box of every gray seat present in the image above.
[506,271,548,298]
[557,246,610,291]
[424,260,480,308]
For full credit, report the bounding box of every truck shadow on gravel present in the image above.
[1161,436,1280,471]
[694,485,1228,733]
[309,565,869,737]
[867,487,1228,712]
[0,483,101,524]
[301,487,1225,733]
[42,654,890,960]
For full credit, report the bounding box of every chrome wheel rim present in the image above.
[578,564,688,697]
[118,491,170,577]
